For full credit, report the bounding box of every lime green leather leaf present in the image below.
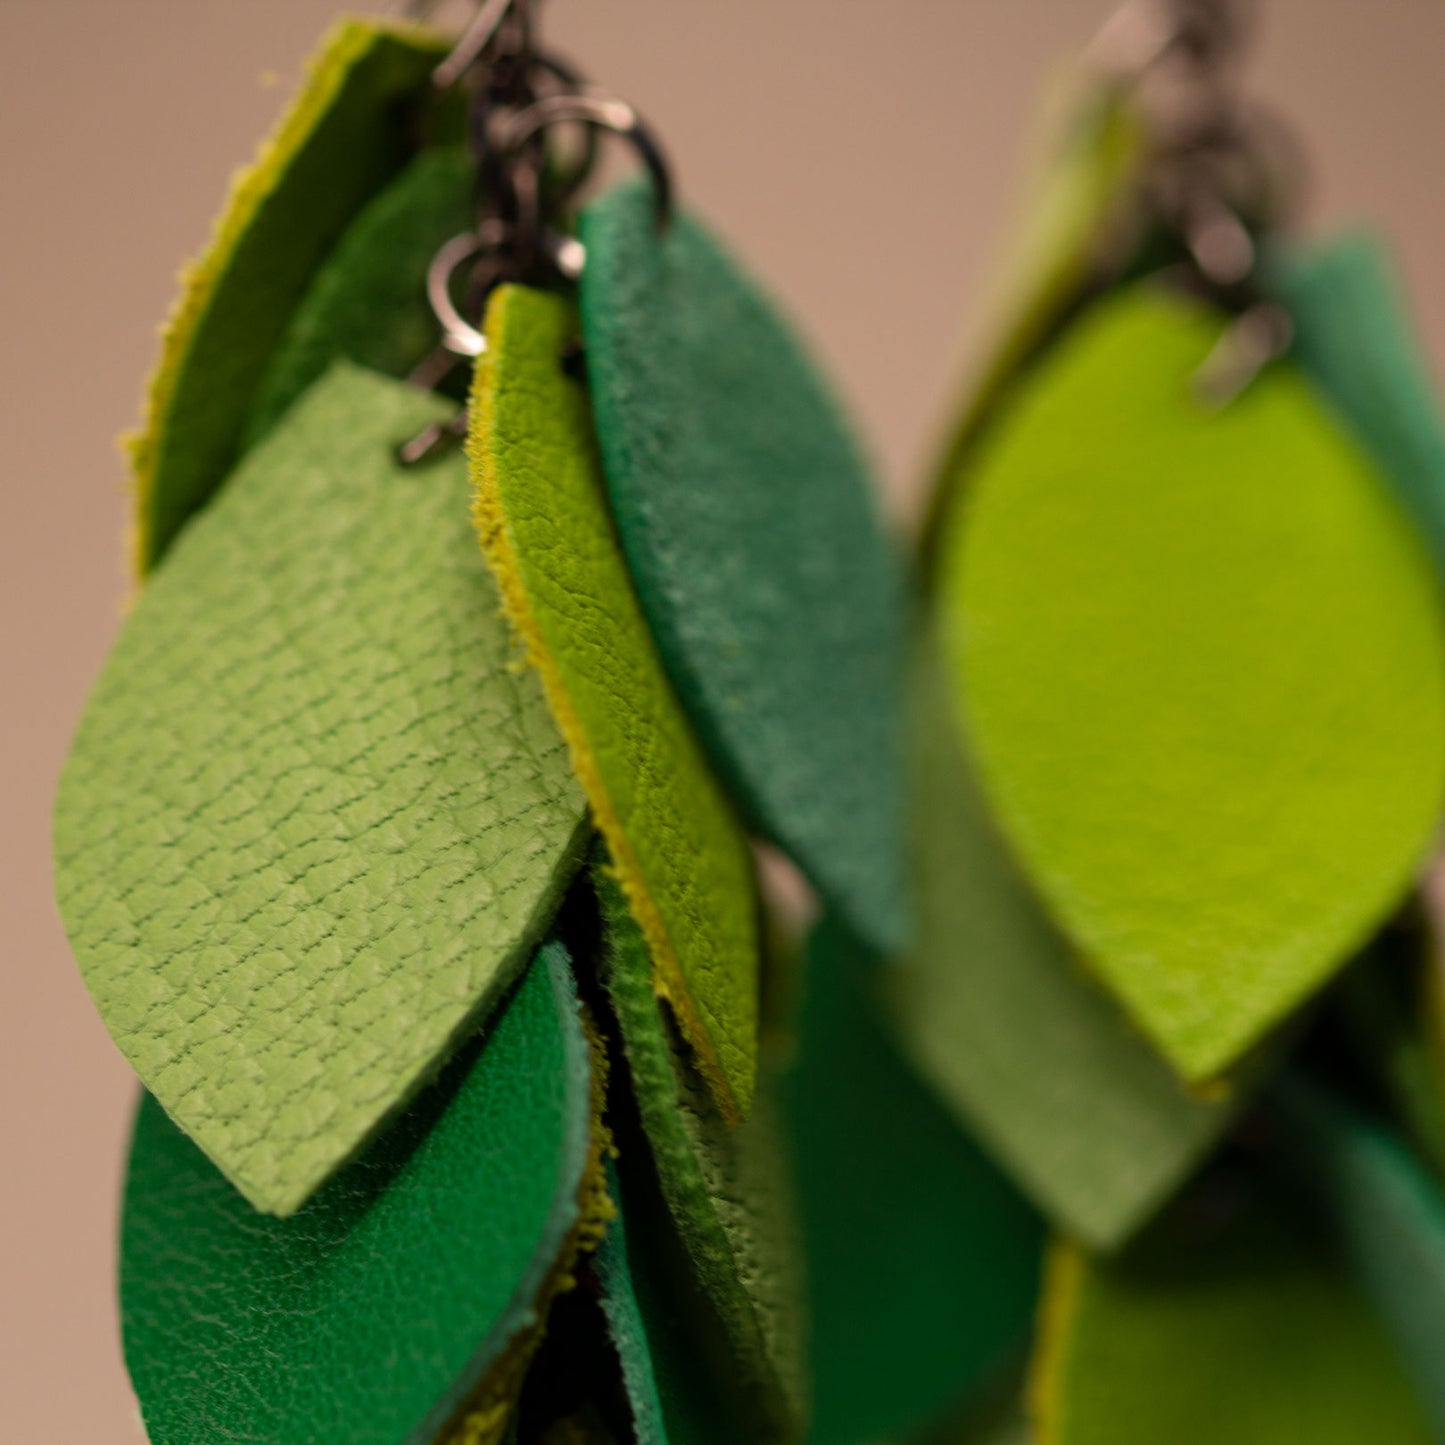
[1032,1188,1433,1445]
[940,283,1445,1082]
[783,914,1043,1445]
[121,942,599,1445]
[580,180,908,955]
[55,365,588,1215]
[246,143,475,445]
[130,16,448,574]
[892,624,1245,1250]
[470,283,759,1122]
[594,865,805,1439]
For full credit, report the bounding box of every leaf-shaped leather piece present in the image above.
[1031,1186,1433,1445]
[246,143,475,445]
[783,914,1043,1445]
[580,180,908,955]
[55,365,588,1215]
[470,283,759,1121]
[892,623,1245,1250]
[130,16,448,574]
[939,283,1445,1082]
[121,942,606,1445]
[594,865,806,1439]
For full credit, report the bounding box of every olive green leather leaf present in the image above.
[1269,232,1445,581]
[940,283,1445,1082]
[121,942,603,1445]
[580,180,908,955]
[594,865,806,1439]
[55,366,588,1215]
[783,913,1044,1445]
[246,143,475,444]
[130,16,448,574]
[892,624,1246,1250]
[470,283,759,1122]
[1031,1186,1433,1445]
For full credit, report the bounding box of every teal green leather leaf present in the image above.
[55,365,588,1215]
[940,282,1445,1082]
[580,180,908,955]
[131,17,449,573]
[892,624,1245,1250]
[1031,1183,1433,1445]
[594,865,806,1439]
[121,942,597,1445]
[783,914,1043,1445]
[1270,232,1445,580]
[246,143,475,444]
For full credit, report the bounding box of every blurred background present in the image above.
[3,0,1444,1437]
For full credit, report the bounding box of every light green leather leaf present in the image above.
[891,623,1245,1250]
[1032,1187,1433,1445]
[939,283,1445,1082]
[55,365,588,1216]
[130,16,449,574]
[470,283,759,1122]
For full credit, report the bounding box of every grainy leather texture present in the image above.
[1271,233,1445,580]
[55,366,588,1215]
[470,283,759,1121]
[892,626,1243,1250]
[120,943,596,1445]
[580,180,908,955]
[246,144,475,444]
[782,914,1043,1445]
[1031,1189,1432,1445]
[941,284,1445,1082]
[595,866,806,1439]
[129,17,447,574]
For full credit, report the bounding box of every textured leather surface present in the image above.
[246,143,475,444]
[1270,232,1445,580]
[782,914,1043,1445]
[130,17,447,574]
[470,283,759,1121]
[892,625,1244,1250]
[580,180,908,955]
[940,284,1445,1082]
[120,942,597,1445]
[594,865,806,1439]
[1031,1187,1432,1445]
[55,366,588,1215]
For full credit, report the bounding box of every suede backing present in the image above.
[783,914,1043,1445]
[470,283,759,1121]
[1030,1190,1432,1445]
[129,17,447,574]
[120,943,598,1445]
[55,367,588,1215]
[246,143,475,444]
[595,866,806,1439]
[940,283,1445,1082]
[892,624,1243,1250]
[580,180,908,955]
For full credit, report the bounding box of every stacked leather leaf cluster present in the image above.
[50,8,1445,1445]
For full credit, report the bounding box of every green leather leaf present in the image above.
[246,143,475,445]
[939,283,1445,1082]
[55,365,588,1215]
[580,180,908,954]
[470,283,759,1122]
[594,864,806,1439]
[130,17,449,574]
[121,941,600,1445]
[783,914,1044,1445]
[891,623,1244,1250]
[1270,232,1445,580]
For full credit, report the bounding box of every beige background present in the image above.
[3,1,1444,1438]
